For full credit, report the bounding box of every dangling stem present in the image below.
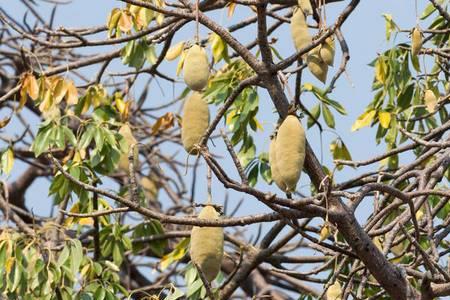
[195,0,200,44]
[206,165,212,204]
[321,0,327,28]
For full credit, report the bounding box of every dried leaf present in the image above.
[65,81,79,105]
[118,11,133,33]
[227,2,236,18]
[424,89,437,113]
[152,112,175,135]
[0,115,12,129]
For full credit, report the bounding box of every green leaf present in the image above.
[397,84,414,111]
[247,164,259,187]
[164,286,184,300]
[186,279,203,297]
[322,104,335,128]
[330,139,352,170]
[94,288,106,300]
[420,1,440,19]
[307,104,321,129]
[57,245,70,267]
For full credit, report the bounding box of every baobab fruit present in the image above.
[320,37,335,66]
[290,9,312,52]
[190,205,224,282]
[275,115,306,193]
[298,0,313,16]
[183,45,209,91]
[307,47,328,83]
[181,92,209,154]
[269,136,286,191]
[424,89,437,112]
[411,27,422,56]
[118,123,139,171]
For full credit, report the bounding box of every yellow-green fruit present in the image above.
[275,115,306,193]
[307,48,328,83]
[181,92,210,154]
[290,9,312,52]
[269,137,286,191]
[118,123,139,171]
[190,205,224,282]
[411,27,422,56]
[320,37,335,66]
[140,176,159,201]
[424,89,437,112]
[183,45,209,91]
[298,0,313,15]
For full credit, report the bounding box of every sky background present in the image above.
[0,0,435,290]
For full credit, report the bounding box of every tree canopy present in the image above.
[0,0,449,299]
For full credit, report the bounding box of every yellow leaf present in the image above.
[152,112,175,135]
[424,89,437,113]
[375,57,387,84]
[19,73,39,109]
[378,111,391,129]
[107,8,120,28]
[80,263,90,277]
[227,2,236,18]
[415,208,424,221]
[21,73,39,100]
[118,11,133,33]
[2,148,14,175]
[211,33,226,63]
[5,257,14,273]
[0,115,12,129]
[19,89,28,111]
[319,223,331,242]
[65,81,78,105]
[326,281,342,300]
[156,13,164,25]
[411,27,422,56]
[53,78,68,104]
[78,217,94,226]
[253,117,263,131]
[137,7,153,28]
[373,236,383,251]
[176,51,186,76]
[27,74,39,100]
[39,89,53,112]
[351,110,376,131]
[165,42,185,61]
[160,238,189,270]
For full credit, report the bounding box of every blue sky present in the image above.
[1,0,431,260]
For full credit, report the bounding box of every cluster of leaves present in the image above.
[121,39,157,70]
[352,4,449,169]
[303,83,347,130]
[204,59,268,186]
[0,230,126,300]
[107,1,165,38]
